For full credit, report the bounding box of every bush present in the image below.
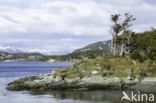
[130,50,141,60]
[130,50,145,62]
[147,49,156,61]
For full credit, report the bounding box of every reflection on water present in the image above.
[0,78,93,103]
[31,90,123,103]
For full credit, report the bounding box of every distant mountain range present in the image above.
[0,40,112,61]
[0,52,49,61]
[0,45,67,55]
[0,45,23,53]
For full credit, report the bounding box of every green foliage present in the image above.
[111,14,120,23]
[132,29,156,61]
[111,13,135,55]
[147,48,156,60]
[54,55,156,79]
[130,50,143,62]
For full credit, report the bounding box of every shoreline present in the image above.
[6,73,156,93]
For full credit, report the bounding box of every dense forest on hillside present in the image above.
[131,29,156,61]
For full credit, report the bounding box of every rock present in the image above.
[91,70,98,74]
[7,73,156,92]
[130,78,156,93]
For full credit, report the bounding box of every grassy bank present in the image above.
[52,56,156,80]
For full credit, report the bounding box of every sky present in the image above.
[0,0,156,55]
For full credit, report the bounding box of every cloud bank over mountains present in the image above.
[0,0,155,54]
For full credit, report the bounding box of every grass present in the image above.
[53,56,156,79]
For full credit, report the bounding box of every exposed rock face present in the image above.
[7,72,144,91]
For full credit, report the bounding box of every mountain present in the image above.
[0,40,113,61]
[0,45,65,55]
[74,40,112,53]
[62,40,112,60]
[0,46,48,61]
[0,45,23,53]
[0,52,49,61]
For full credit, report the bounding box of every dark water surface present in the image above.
[0,62,137,103]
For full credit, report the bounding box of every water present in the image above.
[0,62,72,77]
[0,62,126,103]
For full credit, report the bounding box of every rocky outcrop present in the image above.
[131,78,156,93]
[7,72,145,91]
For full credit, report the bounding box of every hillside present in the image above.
[0,52,49,61]
[62,40,112,60]
[0,40,112,61]
[54,29,156,78]
[74,40,111,53]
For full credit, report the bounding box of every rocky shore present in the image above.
[6,56,156,93]
[6,72,156,93]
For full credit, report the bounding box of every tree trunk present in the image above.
[127,32,131,53]
[111,38,114,53]
[113,36,117,55]
[120,43,124,56]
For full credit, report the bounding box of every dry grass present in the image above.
[53,56,156,79]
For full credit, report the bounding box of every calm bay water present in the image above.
[0,62,124,103]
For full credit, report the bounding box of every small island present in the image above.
[6,56,156,93]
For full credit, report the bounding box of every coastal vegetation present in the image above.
[110,13,136,56]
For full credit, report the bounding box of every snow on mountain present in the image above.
[0,45,23,53]
[0,45,68,55]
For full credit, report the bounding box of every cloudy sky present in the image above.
[0,0,155,55]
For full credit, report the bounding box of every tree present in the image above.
[110,13,135,55]
[132,29,156,60]
[119,30,135,55]
[110,14,121,55]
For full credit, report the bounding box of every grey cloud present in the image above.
[143,0,156,5]
[0,0,155,54]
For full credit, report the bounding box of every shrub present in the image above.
[130,50,141,60]
[147,49,156,61]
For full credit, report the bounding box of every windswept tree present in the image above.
[110,13,136,55]
[110,14,121,55]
